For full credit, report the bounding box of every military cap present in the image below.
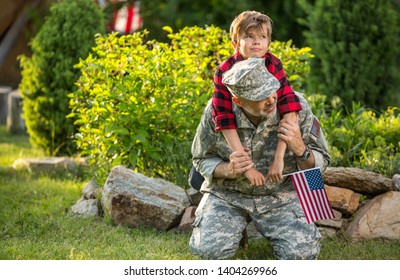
[222,57,280,101]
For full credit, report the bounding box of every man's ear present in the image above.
[232,96,242,107]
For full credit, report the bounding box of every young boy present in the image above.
[212,10,302,186]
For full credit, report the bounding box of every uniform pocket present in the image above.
[192,215,202,227]
[190,195,208,249]
[192,193,209,227]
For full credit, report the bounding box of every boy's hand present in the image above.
[266,158,284,183]
[244,167,267,187]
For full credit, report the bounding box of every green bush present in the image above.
[299,0,400,111]
[270,40,313,92]
[19,0,105,155]
[306,95,400,177]
[69,25,314,186]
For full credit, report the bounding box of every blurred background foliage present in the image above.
[299,0,400,111]
[16,0,400,186]
[124,0,400,110]
[70,26,400,186]
[140,0,308,47]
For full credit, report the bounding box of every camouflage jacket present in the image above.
[191,92,330,209]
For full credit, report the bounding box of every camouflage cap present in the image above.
[222,57,280,101]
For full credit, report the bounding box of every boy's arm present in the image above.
[212,60,266,186]
[265,53,302,182]
[267,138,286,182]
[222,129,245,152]
[212,66,237,130]
[267,112,298,182]
[266,52,302,115]
[221,129,265,186]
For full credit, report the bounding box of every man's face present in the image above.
[233,25,270,59]
[240,92,278,118]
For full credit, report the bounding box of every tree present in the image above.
[19,0,105,155]
[140,0,307,46]
[299,0,400,110]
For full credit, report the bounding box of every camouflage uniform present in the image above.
[189,91,330,259]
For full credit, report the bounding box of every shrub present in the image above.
[69,26,314,186]
[299,0,400,111]
[19,0,105,155]
[270,40,313,92]
[306,95,400,177]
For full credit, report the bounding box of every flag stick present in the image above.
[282,166,321,177]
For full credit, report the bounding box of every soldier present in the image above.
[189,57,330,260]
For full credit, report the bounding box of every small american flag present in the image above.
[289,167,335,224]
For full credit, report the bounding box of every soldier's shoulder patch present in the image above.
[310,117,321,138]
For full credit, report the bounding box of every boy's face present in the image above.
[233,25,270,59]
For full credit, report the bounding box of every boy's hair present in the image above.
[229,11,273,45]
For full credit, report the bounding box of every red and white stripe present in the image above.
[290,167,335,224]
[112,1,142,34]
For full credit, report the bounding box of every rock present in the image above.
[317,227,337,238]
[82,179,100,199]
[101,165,190,231]
[177,206,196,232]
[71,198,99,217]
[325,185,360,214]
[69,165,399,243]
[345,191,400,241]
[315,209,343,229]
[13,157,78,174]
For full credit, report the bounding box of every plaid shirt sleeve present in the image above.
[265,52,302,114]
[211,55,240,130]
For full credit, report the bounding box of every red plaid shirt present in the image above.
[212,51,302,130]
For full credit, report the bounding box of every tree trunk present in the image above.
[323,167,394,195]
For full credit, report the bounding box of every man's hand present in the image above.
[227,149,254,178]
[277,119,305,157]
[214,149,254,179]
[278,119,315,169]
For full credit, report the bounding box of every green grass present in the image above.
[0,126,46,166]
[1,125,400,260]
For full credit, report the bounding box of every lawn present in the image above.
[1,125,400,260]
